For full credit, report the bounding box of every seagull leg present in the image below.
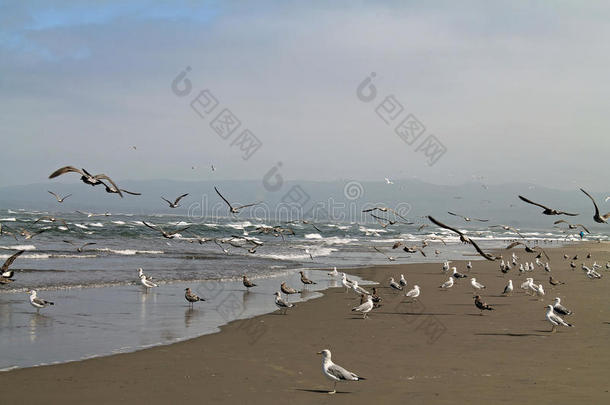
[328,381,337,394]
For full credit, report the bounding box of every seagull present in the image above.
[405,285,420,300]
[317,349,366,394]
[502,280,513,295]
[214,186,261,214]
[553,297,572,316]
[399,274,407,287]
[352,295,373,319]
[549,276,564,286]
[48,190,72,203]
[28,290,54,312]
[466,261,473,270]
[362,206,409,222]
[281,282,300,295]
[518,195,578,216]
[474,295,494,315]
[161,193,189,208]
[63,240,96,252]
[142,221,190,239]
[139,274,158,290]
[580,188,610,223]
[371,288,382,307]
[274,291,293,314]
[427,216,498,261]
[442,261,451,272]
[505,241,550,261]
[389,277,403,291]
[19,228,47,240]
[0,250,24,282]
[470,278,485,290]
[384,178,394,184]
[403,245,426,256]
[242,275,257,290]
[184,288,205,307]
[328,267,339,277]
[341,273,354,293]
[49,166,123,197]
[439,277,454,289]
[451,267,467,279]
[373,247,396,262]
[34,216,69,229]
[553,220,590,233]
[351,281,370,296]
[447,211,489,222]
[489,224,525,238]
[100,181,141,196]
[545,305,573,332]
[299,271,316,287]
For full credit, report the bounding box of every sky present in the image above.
[1,0,609,191]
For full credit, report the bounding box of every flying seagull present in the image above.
[553,220,590,233]
[63,240,96,252]
[374,246,397,262]
[427,216,498,261]
[101,181,141,196]
[489,224,525,238]
[447,211,489,222]
[142,221,190,239]
[518,195,578,216]
[0,250,24,283]
[362,206,409,222]
[214,186,260,214]
[48,190,72,203]
[29,290,54,312]
[504,241,550,261]
[34,216,69,229]
[19,228,47,240]
[580,188,610,224]
[317,349,366,394]
[184,288,205,307]
[161,193,189,208]
[49,166,123,197]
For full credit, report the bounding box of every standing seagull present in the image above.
[502,280,513,296]
[161,193,189,208]
[439,277,454,289]
[399,274,407,287]
[545,305,573,332]
[317,349,366,394]
[214,186,261,214]
[1,250,24,282]
[470,278,486,290]
[274,291,293,314]
[299,271,316,287]
[474,295,494,315]
[281,282,300,295]
[48,191,72,203]
[242,275,257,290]
[184,288,205,307]
[29,290,54,312]
[389,277,403,292]
[580,188,610,224]
[553,297,572,315]
[352,295,374,319]
[518,195,578,216]
[139,274,157,290]
[405,285,420,301]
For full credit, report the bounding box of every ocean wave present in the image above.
[0,217,16,221]
[321,237,358,245]
[111,221,126,225]
[0,244,36,251]
[95,248,164,255]
[87,222,104,227]
[304,233,322,239]
[74,223,89,229]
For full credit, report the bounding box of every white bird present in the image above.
[544,262,551,272]
[29,290,54,312]
[592,262,601,269]
[535,258,542,267]
[384,177,394,185]
[351,295,373,319]
[439,277,454,289]
[442,261,450,272]
[405,285,420,300]
[139,274,157,289]
[399,274,407,287]
[351,281,370,295]
[545,305,573,333]
[466,261,473,270]
[605,261,610,270]
[519,263,525,273]
[553,297,572,316]
[529,262,535,271]
[274,291,294,314]
[317,349,366,394]
[512,252,518,261]
[470,278,485,290]
[502,279,513,295]
[451,267,467,279]
[341,273,354,292]
[328,267,339,277]
[389,277,403,291]
[533,282,545,297]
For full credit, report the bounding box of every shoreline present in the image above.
[2,241,609,404]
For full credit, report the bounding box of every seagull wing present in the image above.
[518,195,550,210]
[168,226,191,236]
[473,218,489,222]
[49,166,84,179]
[505,241,525,250]
[48,191,61,201]
[576,224,590,233]
[553,219,568,225]
[214,187,234,210]
[233,202,261,210]
[173,193,189,205]
[427,216,464,236]
[1,250,24,272]
[160,197,172,205]
[447,211,465,220]
[142,221,161,233]
[120,189,141,195]
[469,238,498,261]
[327,363,362,381]
[95,175,123,197]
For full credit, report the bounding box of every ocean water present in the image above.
[0,208,607,369]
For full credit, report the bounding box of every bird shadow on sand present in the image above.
[475,332,547,337]
[375,311,456,316]
[295,388,350,395]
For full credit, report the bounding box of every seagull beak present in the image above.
[316,351,322,355]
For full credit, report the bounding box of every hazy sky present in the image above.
[1,1,608,190]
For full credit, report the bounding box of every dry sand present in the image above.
[2,242,609,404]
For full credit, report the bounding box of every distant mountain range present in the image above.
[1,179,608,232]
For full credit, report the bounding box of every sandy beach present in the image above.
[1,242,608,404]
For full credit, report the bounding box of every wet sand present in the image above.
[2,242,609,404]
